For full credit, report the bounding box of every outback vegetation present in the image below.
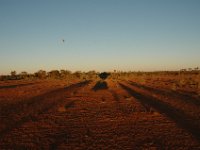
[0,67,200,149]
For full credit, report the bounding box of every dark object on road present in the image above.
[99,72,110,80]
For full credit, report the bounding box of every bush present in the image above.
[48,70,60,79]
[99,72,110,80]
[35,70,47,79]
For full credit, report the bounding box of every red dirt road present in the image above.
[0,79,200,149]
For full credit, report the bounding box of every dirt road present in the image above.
[0,79,199,149]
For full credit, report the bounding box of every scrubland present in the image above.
[0,70,200,149]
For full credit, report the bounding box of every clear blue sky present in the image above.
[0,0,200,74]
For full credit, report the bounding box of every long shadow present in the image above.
[92,81,108,91]
[0,83,35,89]
[119,83,200,142]
[109,89,120,102]
[0,80,91,139]
[64,80,91,90]
[0,80,91,115]
[64,100,76,109]
[128,81,200,106]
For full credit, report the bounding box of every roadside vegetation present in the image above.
[0,67,200,148]
[1,67,200,95]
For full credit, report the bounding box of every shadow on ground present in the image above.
[0,83,35,89]
[0,80,91,139]
[92,81,108,91]
[119,82,200,142]
[128,81,200,106]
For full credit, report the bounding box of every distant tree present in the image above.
[11,71,17,79]
[48,70,60,79]
[11,71,16,77]
[99,72,110,80]
[86,70,97,79]
[60,69,72,78]
[28,74,35,80]
[60,70,66,78]
[65,70,72,75]
[35,70,46,79]
[20,71,28,79]
[73,71,83,79]
[0,75,10,81]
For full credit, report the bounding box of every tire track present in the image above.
[47,81,99,149]
[128,80,200,106]
[108,81,154,114]
[127,80,200,138]
[119,82,200,142]
[0,82,35,89]
[0,80,91,139]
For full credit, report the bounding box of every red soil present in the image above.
[0,79,199,149]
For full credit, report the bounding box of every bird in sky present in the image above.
[62,39,65,43]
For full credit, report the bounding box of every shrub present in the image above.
[48,70,60,79]
[99,72,110,80]
[35,70,47,79]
